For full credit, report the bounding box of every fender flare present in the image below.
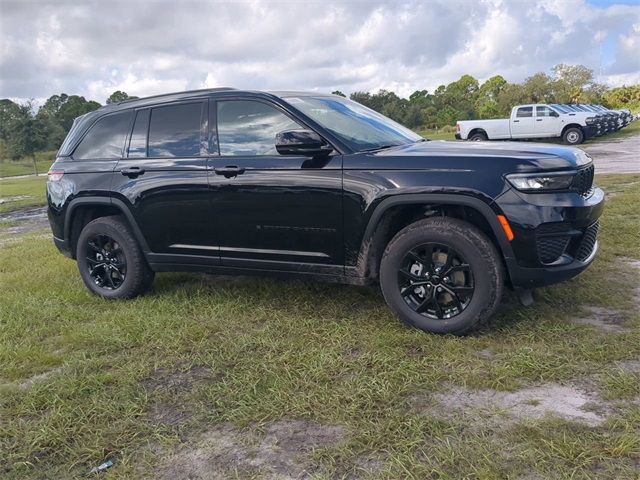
[64,196,151,253]
[360,193,515,260]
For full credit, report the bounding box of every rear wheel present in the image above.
[562,127,584,145]
[379,217,503,335]
[469,131,487,141]
[76,216,154,298]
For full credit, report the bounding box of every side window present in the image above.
[148,102,204,158]
[128,109,149,158]
[217,100,302,156]
[516,107,533,118]
[73,111,133,159]
[536,106,553,117]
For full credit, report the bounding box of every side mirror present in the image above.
[275,130,332,156]
[551,111,559,117]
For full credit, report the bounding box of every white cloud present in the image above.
[0,0,638,103]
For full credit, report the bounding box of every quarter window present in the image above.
[73,111,133,159]
[148,102,204,158]
[128,109,149,158]
[217,100,302,156]
[516,107,533,118]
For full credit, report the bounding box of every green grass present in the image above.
[0,173,638,478]
[414,128,457,141]
[0,151,56,178]
[0,176,47,213]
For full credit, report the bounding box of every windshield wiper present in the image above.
[360,144,400,153]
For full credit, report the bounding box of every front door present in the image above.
[208,98,343,272]
[534,105,562,137]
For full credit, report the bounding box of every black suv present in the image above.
[47,89,604,335]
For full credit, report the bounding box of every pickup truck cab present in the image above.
[456,104,600,145]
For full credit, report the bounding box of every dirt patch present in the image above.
[571,306,630,333]
[416,383,606,426]
[145,366,218,427]
[0,206,49,236]
[156,420,348,479]
[0,366,64,390]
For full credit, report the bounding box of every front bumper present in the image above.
[53,235,73,258]
[495,185,605,289]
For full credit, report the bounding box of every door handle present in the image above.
[121,166,145,178]
[513,120,519,123]
[214,166,245,178]
[536,119,543,122]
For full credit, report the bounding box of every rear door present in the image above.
[207,98,343,272]
[112,100,217,261]
[510,106,535,138]
[534,105,562,137]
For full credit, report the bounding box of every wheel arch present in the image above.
[561,123,584,135]
[356,194,515,283]
[468,128,488,139]
[64,197,150,258]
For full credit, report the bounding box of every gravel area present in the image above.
[583,134,640,174]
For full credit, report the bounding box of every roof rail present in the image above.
[115,87,237,106]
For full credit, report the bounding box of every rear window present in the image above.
[148,102,205,158]
[516,107,533,118]
[73,111,133,159]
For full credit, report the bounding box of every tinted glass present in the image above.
[148,103,203,157]
[536,106,554,117]
[217,100,301,156]
[73,111,133,159]
[286,96,422,151]
[128,109,149,158]
[516,107,533,118]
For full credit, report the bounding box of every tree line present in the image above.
[1,64,639,167]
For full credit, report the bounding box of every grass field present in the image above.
[0,176,47,214]
[0,151,56,178]
[0,174,638,479]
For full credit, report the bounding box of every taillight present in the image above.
[48,170,64,182]
[455,123,460,132]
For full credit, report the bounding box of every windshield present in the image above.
[551,104,569,113]
[284,95,422,152]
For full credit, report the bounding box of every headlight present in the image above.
[506,172,574,192]
[585,117,596,125]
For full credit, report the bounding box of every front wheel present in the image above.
[76,216,154,299]
[562,127,584,145]
[469,132,487,141]
[379,218,503,335]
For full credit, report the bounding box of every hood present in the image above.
[346,140,593,174]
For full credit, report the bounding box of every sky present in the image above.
[1,0,639,104]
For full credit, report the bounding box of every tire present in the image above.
[469,132,487,141]
[379,217,503,335]
[76,216,154,299]
[562,127,584,145]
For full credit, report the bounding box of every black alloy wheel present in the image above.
[398,242,474,319]
[85,234,127,290]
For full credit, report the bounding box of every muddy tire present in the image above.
[379,217,503,335]
[76,216,154,299]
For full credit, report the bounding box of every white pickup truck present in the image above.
[455,104,601,145]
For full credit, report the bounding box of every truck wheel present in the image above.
[562,127,584,145]
[469,132,487,141]
[379,217,503,335]
[76,216,154,299]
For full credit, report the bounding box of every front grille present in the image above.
[572,165,594,197]
[576,221,599,262]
